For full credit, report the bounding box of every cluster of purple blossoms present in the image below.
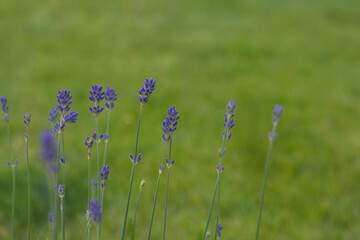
[85,136,94,159]
[58,184,65,198]
[217,223,223,238]
[105,86,117,110]
[139,78,156,104]
[0,96,10,122]
[48,107,58,123]
[129,153,142,165]
[271,105,283,125]
[23,113,31,125]
[92,132,104,143]
[100,165,110,189]
[40,130,58,173]
[57,89,72,114]
[223,100,235,140]
[162,106,180,142]
[89,85,105,116]
[90,199,102,224]
[216,163,224,172]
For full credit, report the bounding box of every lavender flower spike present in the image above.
[90,199,102,224]
[162,106,180,142]
[64,111,78,123]
[223,100,235,140]
[85,136,94,149]
[271,105,283,125]
[0,96,10,122]
[105,86,117,110]
[57,89,72,114]
[24,113,31,125]
[100,165,110,189]
[89,85,105,104]
[217,223,223,238]
[58,184,65,198]
[138,78,156,104]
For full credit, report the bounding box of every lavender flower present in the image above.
[23,113,31,125]
[40,130,58,173]
[129,153,142,165]
[216,163,224,173]
[223,100,235,140]
[89,85,105,104]
[49,213,55,224]
[58,184,65,197]
[105,86,117,110]
[89,105,104,116]
[57,89,72,114]
[217,223,223,238]
[7,159,19,167]
[138,78,156,104]
[0,96,9,122]
[90,199,102,224]
[92,132,104,143]
[64,111,78,123]
[272,105,283,125]
[100,165,110,189]
[159,164,165,174]
[165,158,175,168]
[48,107,58,123]
[162,106,180,142]
[85,136,94,149]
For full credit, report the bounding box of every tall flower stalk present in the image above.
[148,106,179,240]
[103,86,117,166]
[131,179,146,240]
[84,136,94,238]
[121,78,156,240]
[24,113,31,240]
[202,100,235,240]
[58,185,65,240]
[1,96,16,240]
[49,90,78,240]
[255,105,283,240]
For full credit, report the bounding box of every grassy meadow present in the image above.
[0,0,359,239]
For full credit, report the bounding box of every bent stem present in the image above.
[121,105,143,240]
[255,125,276,240]
[163,138,173,240]
[147,141,168,240]
[25,126,31,240]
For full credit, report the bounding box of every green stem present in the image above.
[87,152,91,240]
[11,166,15,240]
[132,186,144,239]
[26,126,31,240]
[60,197,64,240]
[7,122,13,161]
[121,105,143,240]
[98,189,104,240]
[61,132,65,240]
[95,116,100,201]
[214,174,221,240]
[53,132,61,240]
[163,138,173,240]
[147,141,168,240]
[203,128,228,240]
[102,111,111,166]
[255,124,277,240]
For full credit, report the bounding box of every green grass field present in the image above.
[0,0,359,239]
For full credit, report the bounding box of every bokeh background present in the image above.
[0,0,359,239]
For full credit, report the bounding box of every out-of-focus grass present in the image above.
[0,0,359,239]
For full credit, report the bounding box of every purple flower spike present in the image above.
[0,96,10,122]
[57,89,72,114]
[217,223,223,237]
[58,184,65,197]
[272,105,283,124]
[90,199,102,224]
[135,153,142,164]
[162,106,180,142]
[48,107,58,123]
[138,78,156,104]
[89,85,105,104]
[40,130,58,173]
[89,106,104,116]
[85,136,94,149]
[223,100,235,141]
[54,119,66,132]
[100,165,110,189]
[64,111,78,123]
[105,86,117,110]
[24,113,31,125]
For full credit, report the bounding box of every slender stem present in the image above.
[163,138,173,240]
[61,132,65,239]
[53,132,61,240]
[202,177,218,240]
[95,116,100,201]
[102,111,111,166]
[88,153,91,209]
[255,125,277,240]
[26,126,31,240]
[147,141,168,240]
[88,228,91,240]
[6,123,13,161]
[98,189,104,240]
[214,174,221,240]
[121,105,143,240]
[132,187,144,239]
[60,197,64,240]
[11,167,15,240]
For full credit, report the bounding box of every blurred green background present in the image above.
[0,0,359,239]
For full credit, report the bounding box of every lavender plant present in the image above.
[121,78,156,240]
[24,113,31,240]
[255,105,283,240]
[1,96,16,240]
[202,100,235,240]
[148,106,179,240]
